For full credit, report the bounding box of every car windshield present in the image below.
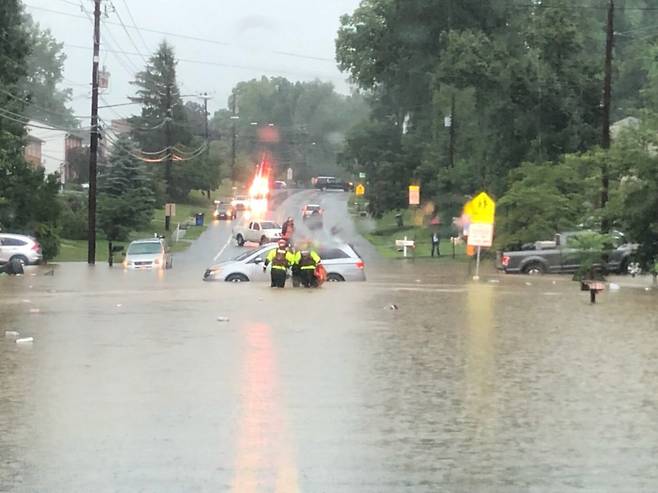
[127,242,162,255]
[260,222,278,229]
[306,205,321,211]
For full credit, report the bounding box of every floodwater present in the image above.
[2,259,657,492]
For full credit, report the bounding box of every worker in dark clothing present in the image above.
[281,217,295,244]
[431,231,441,257]
[264,239,294,288]
[295,243,321,288]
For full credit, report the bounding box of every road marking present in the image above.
[213,235,233,262]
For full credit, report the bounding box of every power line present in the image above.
[120,0,151,55]
[24,3,336,63]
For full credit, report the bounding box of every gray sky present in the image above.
[24,0,360,124]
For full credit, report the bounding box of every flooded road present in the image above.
[2,197,658,491]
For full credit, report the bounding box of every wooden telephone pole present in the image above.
[87,0,101,264]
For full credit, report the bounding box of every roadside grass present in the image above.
[54,200,214,263]
[349,199,470,261]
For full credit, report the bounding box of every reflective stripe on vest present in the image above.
[272,249,288,270]
[299,251,316,270]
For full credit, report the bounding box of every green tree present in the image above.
[130,41,191,201]
[97,136,155,241]
[19,14,77,128]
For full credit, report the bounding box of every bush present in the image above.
[35,223,60,261]
[59,194,88,240]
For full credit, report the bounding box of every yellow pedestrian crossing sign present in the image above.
[355,183,365,196]
[468,192,495,224]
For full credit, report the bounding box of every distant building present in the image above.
[24,135,44,169]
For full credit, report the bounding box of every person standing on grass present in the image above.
[431,231,441,257]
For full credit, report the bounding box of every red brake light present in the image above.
[355,260,365,269]
[32,242,41,252]
[502,255,510,267]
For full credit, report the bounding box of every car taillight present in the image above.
[32,242,41,252]
[502,255,510,267]
[355,260,365,269]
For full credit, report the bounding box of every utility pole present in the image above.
[87,0,101,265]
[601,0,614,232]
[231,93,238,182]
[448,94,456,168]
[199,92,212,198]
[164,83,173,231]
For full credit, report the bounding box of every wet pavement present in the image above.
[2,192,658,492]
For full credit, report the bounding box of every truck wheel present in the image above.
[523,262,546,275]
[9,255,28,266]
[621,257,642,277]
[236,234,245,246]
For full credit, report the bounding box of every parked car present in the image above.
[314,176,350,191]
[273,180,287,190]
[233,220,282,246]
[123,238,173,270]
[500,231,638,275]
[302,204,323,229]
[213,203,236,220]
[231,196,250,211]
[0,233,42,266]
[203,242,366,282]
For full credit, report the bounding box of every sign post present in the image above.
[286,167,293,181]
[164,203,176,232]
[465,192,496,280]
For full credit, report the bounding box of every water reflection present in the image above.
[231,323,299,493]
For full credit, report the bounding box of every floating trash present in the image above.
[5,331,19,338]
[489,279,501,284]
[609,283,621,291]
[525,282,532,286]
[16,337,34,344]
[387,304,399,311]
[29,308,40,314]
[217,316,230,322]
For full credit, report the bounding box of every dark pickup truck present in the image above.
[499,231,638,275]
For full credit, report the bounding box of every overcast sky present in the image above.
[24,0,361,124]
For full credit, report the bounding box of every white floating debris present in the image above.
[217,316,230,322]
[22,299,31,303]
[525,282,532,286]
[29,308,40,314]
[16,337,34,344]
[609,283,620,291]
[488,279,500,284]
[552,281,557,285]
[116,304,122,308]
[5,331,19,338]
[387,304,399,311]
[645,287,651,292]
[415,279,422,283]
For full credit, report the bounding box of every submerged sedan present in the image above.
[203,243,366,282]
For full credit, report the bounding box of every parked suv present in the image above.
[0,233,42,265]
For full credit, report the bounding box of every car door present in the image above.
[246,247,275,281]
[248,222,260,242]
[1,237,24,262]
[560,233,586,272]
[0,238,6,263]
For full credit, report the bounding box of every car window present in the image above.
[319,248,350,259]
[260,222,277,229]
[253,223,260,231]
[2,238,26,246]
[127,242,162,255]
[248,248,275,263]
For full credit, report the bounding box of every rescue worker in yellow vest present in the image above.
[295,243,321,288]
[264,239,295,288]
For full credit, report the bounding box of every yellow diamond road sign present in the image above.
[468,192,495,224]
[355,183,365,196]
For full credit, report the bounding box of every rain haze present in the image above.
[24,0,359,118]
